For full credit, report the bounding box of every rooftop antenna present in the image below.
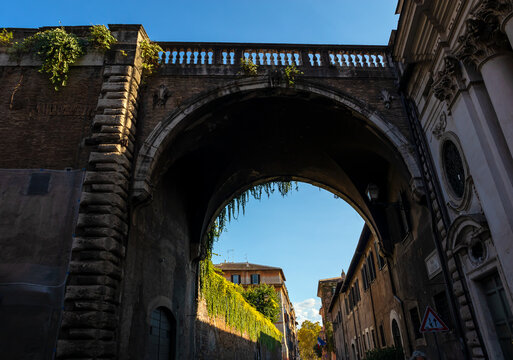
[244,254,248,263]
[227,249,234,262]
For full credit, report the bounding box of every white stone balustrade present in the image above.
[156,42,390,70]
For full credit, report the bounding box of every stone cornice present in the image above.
[457,1,512,69]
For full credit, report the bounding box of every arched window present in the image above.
[149,307,176,360]
[391,319,403,350]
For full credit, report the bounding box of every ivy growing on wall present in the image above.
[7,25,118,90]
[205,181,296,254]
[10,28,84,90]
[0,28,13,46]
[139,39,164,75]
[239,57,258,76]
[199,258,282,350]
[284,64,304,86]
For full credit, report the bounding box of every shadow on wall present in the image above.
[0,169,84,360]
[195,319,282,360]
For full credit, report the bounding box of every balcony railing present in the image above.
[156,42,390,70]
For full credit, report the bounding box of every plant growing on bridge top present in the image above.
[284,64,303,86]
[239,57,258,76]
[0,28,13,46]
[9,28,85,90]
[140,39,163,75]
[88,25,117,51]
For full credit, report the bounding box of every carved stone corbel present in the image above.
[432,112,448,140]
[432,56,461,104]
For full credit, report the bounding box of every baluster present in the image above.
[370,54,378,67]
[361,53,369,67]
[344,53,351,67]
[381,52,389,68]
[336,53,343,67]
[178,49,183,64]
[352,53,360,67]
[292,51,299,66]
[258,51,264,65]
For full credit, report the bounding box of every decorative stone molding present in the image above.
[458,3,512,69]
[380,89,394,109]
[153,84,170,108]
[432,56,461,104]
[409,176,426,203]
[432,112,447,140]
[473,0,513,27]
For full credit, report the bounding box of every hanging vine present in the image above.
[205,181,297,255]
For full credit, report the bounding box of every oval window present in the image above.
[442,140,465,198]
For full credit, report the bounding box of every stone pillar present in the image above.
[458,10,513,157]
[480,53,513,147]
[56,25,147,359]
[504,14,513,48]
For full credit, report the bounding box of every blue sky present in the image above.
[2,0,400,325]
[2,0,399,45]
[213,183,365,324]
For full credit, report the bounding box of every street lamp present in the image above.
[366,183,379,202]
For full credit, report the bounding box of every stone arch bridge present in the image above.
[0,25,476,359]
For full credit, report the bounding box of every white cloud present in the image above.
[293,298,322,326]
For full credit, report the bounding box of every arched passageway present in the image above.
[119,80,428,358]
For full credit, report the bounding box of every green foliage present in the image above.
[0,28,13,46]
[325,321,335,353]
[10,28,84,90]
[140,39,163,75]
[242,284,281,323]
[88,25,117,51]
[199,258,282,350]
[365,346,404,360]
[297,320,322,360]
[205,181,297,254]
[284,64,303,86]
[239,57,258,76]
